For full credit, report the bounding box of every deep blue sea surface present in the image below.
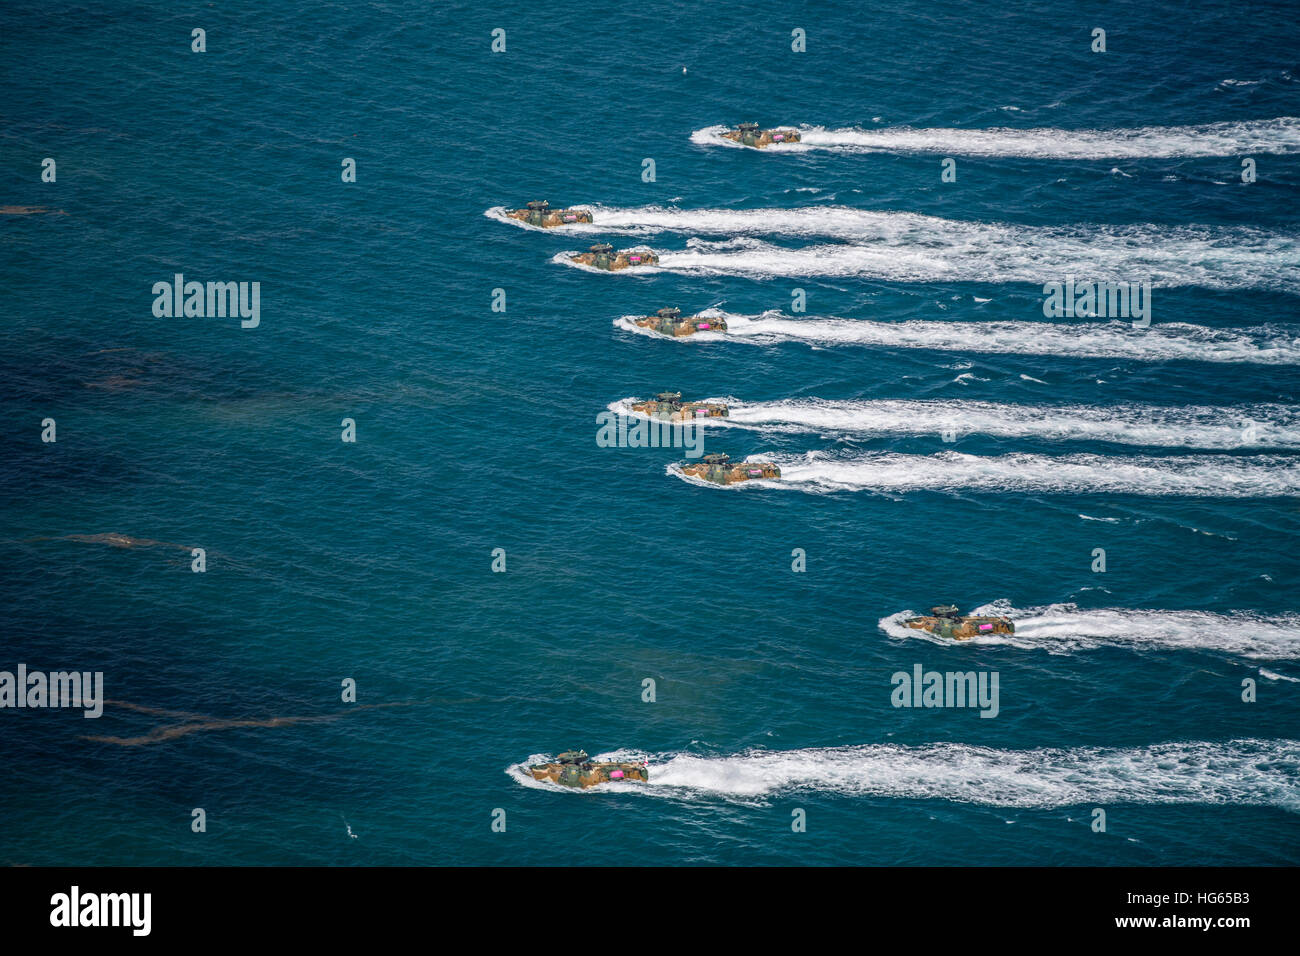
[2,0,1299,865]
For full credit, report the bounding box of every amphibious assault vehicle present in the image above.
[527,750,649,789]
[721,122,801,148]
[903,605,1015,640]
[630,391,729,421]
[570,243,658,271]
[633,307,725,337]
[678,452,780,485]
[505,200,593,228]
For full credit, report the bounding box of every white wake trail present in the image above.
[708,398,1300,449]
[645,233,1299,292]
[881,604,1300,659]
[510,740,1300,809]
[668,449,1300,498]
[692,118,1300,158]
[613,312,1300,364]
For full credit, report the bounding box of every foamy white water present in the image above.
[691,118,1300,158]
[623,398,1300,449]
[518,205,1300,289]
[613,312,1300,364]
[1262,668,1300,683]
[512,740,1300,809]
[881,603,1300,659]
[639,233,1299,292]
[669,450,1300,497]
[517,207,1299,290]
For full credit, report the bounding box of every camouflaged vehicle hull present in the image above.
[679,459,781,485]
[722,127,801,148]
[571,248,658,271]
[506,207,593,228]
[630,398,729,421]
[633,313,726,337]
[903,615,1015,640]
[528,760,649,788]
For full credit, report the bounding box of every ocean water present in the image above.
[1,0,1299,865]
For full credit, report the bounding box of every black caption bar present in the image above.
[0,866,1284,942]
